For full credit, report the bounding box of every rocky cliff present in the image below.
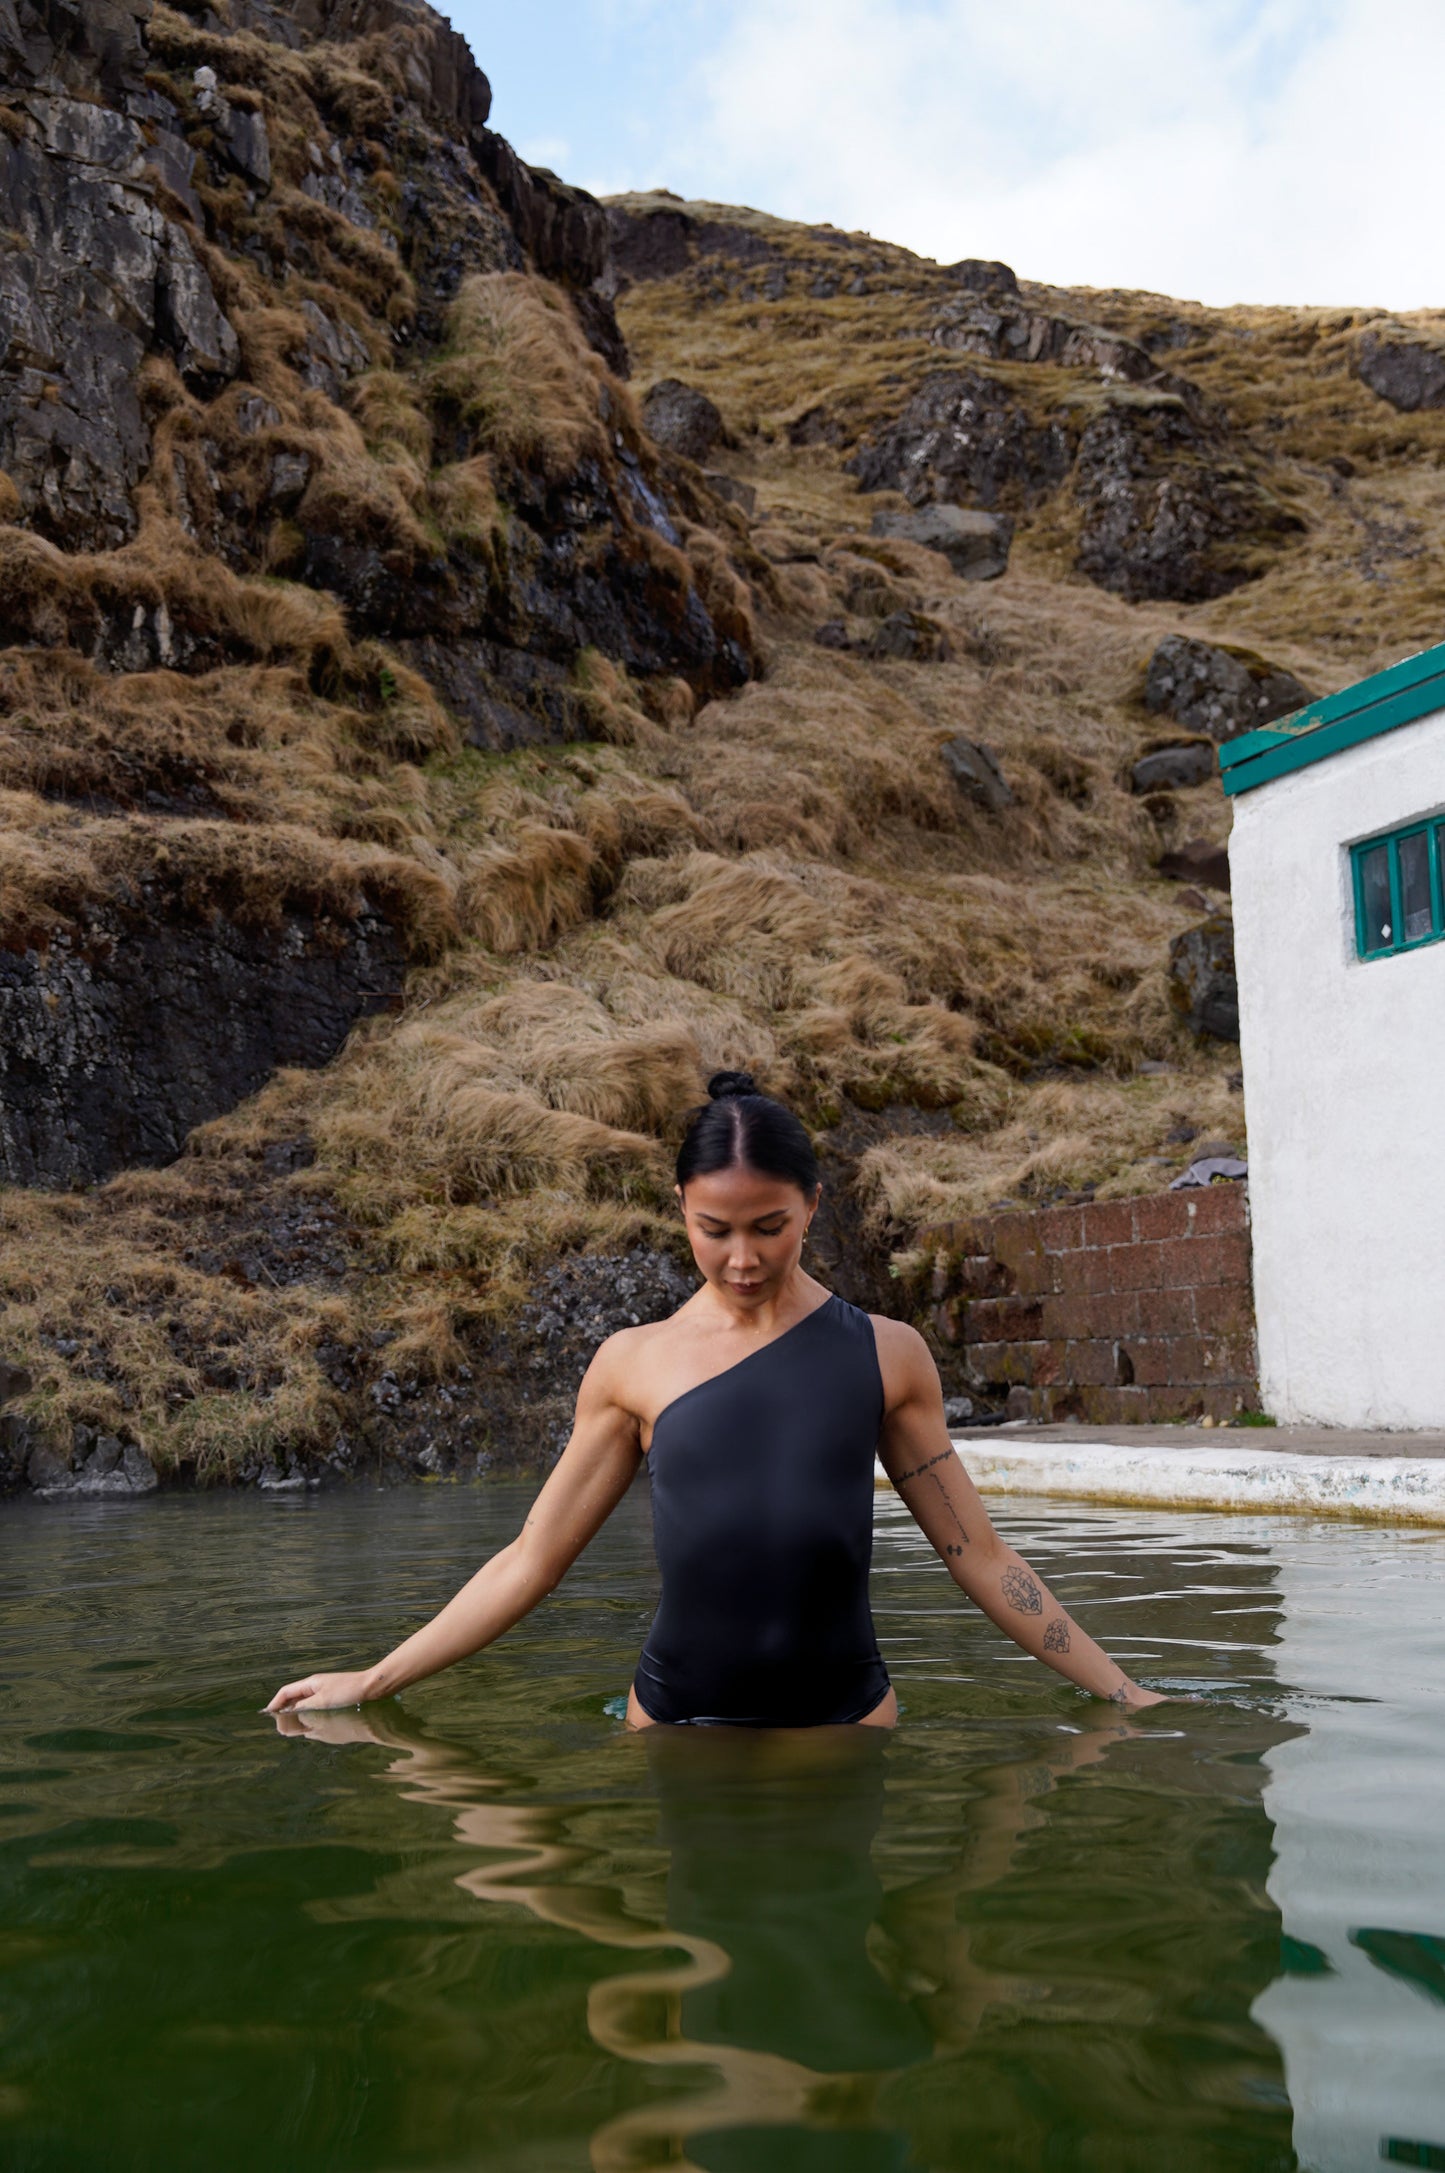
[5,15,1445,1491]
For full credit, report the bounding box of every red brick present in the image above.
[1131,1190,1194,1243]
[1075,1385,1154,1425]
[990,1220,1051,1298]
[964,1339,1061,1388]
[1037,1204,1085,1255]
[1175,1232,1253,1288]
[1041,1291,1093,1340]
[1134,1285,1197,1335]
[1129,1335,1206,1386]
[1111,1240,1167,1292]
[951,1253,1011,1299]
[1080,1198,1136,1249]
[1079,1247,1114,1294]
[1201,1331,1259,1383]
[1192,1284,1255,1336]
[1103,1290,1142,1336]
[1180,1184,1249,1237]
[1062,1337,1122,1387]
[962,1295,1045,1343]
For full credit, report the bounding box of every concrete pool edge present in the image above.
[873,1432,1445,1524]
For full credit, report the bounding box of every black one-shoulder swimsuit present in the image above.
[634,1293,892,1727]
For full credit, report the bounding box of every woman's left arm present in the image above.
[874,1318,1164,1709]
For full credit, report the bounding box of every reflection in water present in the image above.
[281,1701,1133,2173]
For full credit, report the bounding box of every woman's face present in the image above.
[676,1164,820,1307]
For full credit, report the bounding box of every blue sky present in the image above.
[447,0,1444,309]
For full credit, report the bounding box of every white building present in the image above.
[1225,644,1445,1429]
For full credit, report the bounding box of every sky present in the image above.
[446,0,1445,312]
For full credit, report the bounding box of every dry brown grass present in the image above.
[13,148,1437,1470]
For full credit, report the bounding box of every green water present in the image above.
[3,1485,1443,2172]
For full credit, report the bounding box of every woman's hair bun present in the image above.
[706,1068,761,1101]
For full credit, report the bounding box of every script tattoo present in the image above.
[1043,1616,1071,1654]
[893,1449,952,1486]
[1001,1565,1043,1616]
[893,1447,970,1550]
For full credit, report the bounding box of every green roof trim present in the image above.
[1220,640,1445,797]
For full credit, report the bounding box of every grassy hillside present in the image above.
[5,24,1445,1480]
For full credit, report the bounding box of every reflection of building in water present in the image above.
[1254,1529,1445,2173]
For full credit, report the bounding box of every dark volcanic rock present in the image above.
[608,201,694,282]
[1073,399,1299,604]
[869,503,1013,579]
[1168,915,1238,1040]
[1130,741,1215,792]
[27,1432,159,1499]
[642,378,724,463]
[473,131,627,370]
[0,899,406,1187]
[1144,634,1311,740]
[930,300,1155,383]
[0,92,238,547]
[1355,332,1445,412]
[942,736,1014,811]
[864,610,952,662]
[848,371,1070,510]
[944,258,1018,294]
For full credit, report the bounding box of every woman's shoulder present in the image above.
[583,1299,707,1405]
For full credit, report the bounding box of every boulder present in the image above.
[942,737,1014,811]
[848,370,1070,510]
[944,259,1019,295]
[813,619,851,650]
[1073,399,1301,603]
[786,407,845,447]
[1144,634,1311,741]
[642,377,725,463]
[1355,332,1445,412]
[864,610,952,663]
[1159,837,1231,892]
[1168,916,1239,1041]
[869,503,1013,580]
[1130,741,1215,793]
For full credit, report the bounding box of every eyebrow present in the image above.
[696,1211,790,1226]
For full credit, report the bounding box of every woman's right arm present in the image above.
[264,1336,643,1714]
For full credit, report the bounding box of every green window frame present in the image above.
[1351,818,1445,960]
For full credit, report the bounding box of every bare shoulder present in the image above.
[581,1313,686,1414]
[867,1313,941,1404]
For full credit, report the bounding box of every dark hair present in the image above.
[675,1070,820,1195]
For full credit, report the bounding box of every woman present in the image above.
[267,1072,1163,1724]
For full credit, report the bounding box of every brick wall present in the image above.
[920,1185,1259,1424]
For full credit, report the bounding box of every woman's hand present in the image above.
[265,1669,376,1715]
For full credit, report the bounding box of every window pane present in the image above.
[1399,831,1434,942]
[1359,842,1393,951]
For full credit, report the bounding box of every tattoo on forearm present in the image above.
[894,1449,952,1486]
[1043,1616,1070,1654]
[1001,1565,1043,1616]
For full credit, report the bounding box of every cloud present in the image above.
[636,0,1445,307]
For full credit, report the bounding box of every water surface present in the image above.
[2,1483,1443,2171]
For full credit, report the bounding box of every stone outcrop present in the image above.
[847,370,1071,510]
[864,610,951,662]
[1130,742,1214,793]
[942,736,1014,811]
[0,894,406,1185]
[1168,914,1239,1040]
[1159,838,1231,892]
[868,503,1012,579]
[929,299,1156,384]
[1145,634,1310,740]
[1073,398,1301,604]
[944,258,1018,294]
[641,378,725,463]
[1355,331,1445,413]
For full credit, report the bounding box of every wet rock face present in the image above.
[1144,634,1311,740]
[0,899,406,1186]
[1354,332,1445,412]
[0,88,237,548]
[1073,401,1299,604]
[1168,914,1239,1039]
[642,378,724,463]
[847,371,1071,511]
